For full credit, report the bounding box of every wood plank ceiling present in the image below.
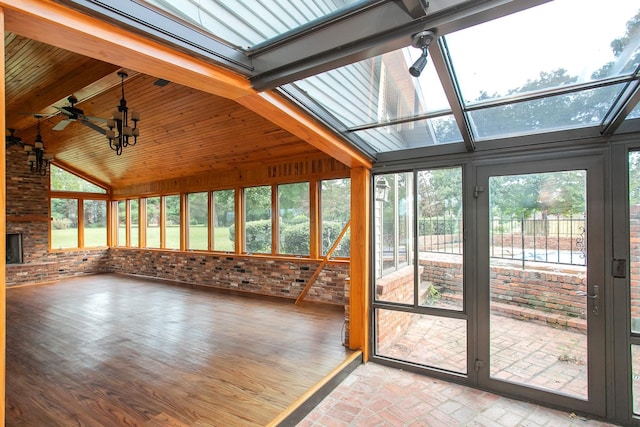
[4,32,325,189]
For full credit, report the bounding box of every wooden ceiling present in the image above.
[4,32,326,190]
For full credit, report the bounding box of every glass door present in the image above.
[476,156,606,416]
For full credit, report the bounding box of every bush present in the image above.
[280,222,309,254]
[322,221,350,257]
[245,219,272,253]
[52,218,72,230]
[228,217,350,256]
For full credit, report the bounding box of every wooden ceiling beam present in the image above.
[236,91,372,169]
[2,0,372,179]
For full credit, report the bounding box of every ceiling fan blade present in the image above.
[84,115,108,122]
[53,119,72,130]
[79,119,106,136]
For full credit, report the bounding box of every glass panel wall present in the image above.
[375,309,467,374]
[374,172,413,304]
[373,167,467,375]
[630,151,640,334]
[417,167,463,310]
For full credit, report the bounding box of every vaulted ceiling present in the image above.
[5,32,328,189]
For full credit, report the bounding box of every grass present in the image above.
[53,225,234,251]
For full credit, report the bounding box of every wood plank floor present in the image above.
[5,274,352,426]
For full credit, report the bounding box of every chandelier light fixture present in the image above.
[24,115,54,176]
[106,71,140,155]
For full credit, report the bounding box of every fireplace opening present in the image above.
[7,233,23,264]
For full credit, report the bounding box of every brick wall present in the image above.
[418,256,586,328]
[375,265,416,346]
[109,248,349,305]
[5,144,350,343]
[5,144,110,286]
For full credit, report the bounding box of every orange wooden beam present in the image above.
[236,91,372,169]
[0,8,8,424]
[1,0,252,100]
[349,167,370,360]
[295,220,351,305]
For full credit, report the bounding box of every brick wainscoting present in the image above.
[109,248,349,306]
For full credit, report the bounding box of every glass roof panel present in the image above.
[288,48,451,129]
[631,103,640,120]
[141,0,366,50]
[445,0,640,106]
[351,115,462,153]
[468,84,624,140]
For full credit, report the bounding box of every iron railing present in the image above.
[417,215,586,266]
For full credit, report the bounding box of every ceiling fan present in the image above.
[52,96,106,135]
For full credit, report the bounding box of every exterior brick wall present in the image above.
[418,256,586,329]
[375,265,416,346]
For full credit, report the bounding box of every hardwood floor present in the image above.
[6,274,352,426]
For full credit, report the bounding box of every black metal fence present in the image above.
[418,215,587,266]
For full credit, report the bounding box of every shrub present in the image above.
[52,218,72,230]
[245,219,272,253]
[280,222,309,255]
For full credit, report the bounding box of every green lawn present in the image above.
[54,225,234,251]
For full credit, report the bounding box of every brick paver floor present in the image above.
[378,312,588,399]
[298,363,617,426]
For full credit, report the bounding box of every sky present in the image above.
[442,0,639,102]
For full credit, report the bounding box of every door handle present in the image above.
[577,285,599,314]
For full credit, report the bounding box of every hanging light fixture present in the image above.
[375,176,390,202]
[5,128,23,147]
[23,116,54,176]
[106,71,140,155]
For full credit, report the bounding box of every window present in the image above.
[375,173,412,277]
[117,200,126,247]
[187,192,208,250]
[278,182,309,256]
[213,189,235,252]
[49,165,108,250]
[83,200,107,247]
[321,178,350,257]
[164,195,181,249]
[244,186,272,254]
[130,199,139,247]
[50,165,106,193]
[146,197,161,248]
[51,198,78,249]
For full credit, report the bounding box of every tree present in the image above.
[50,165,105,193]
[213,189,234,227]
[417,167,462,218]
[490,171,585,219]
